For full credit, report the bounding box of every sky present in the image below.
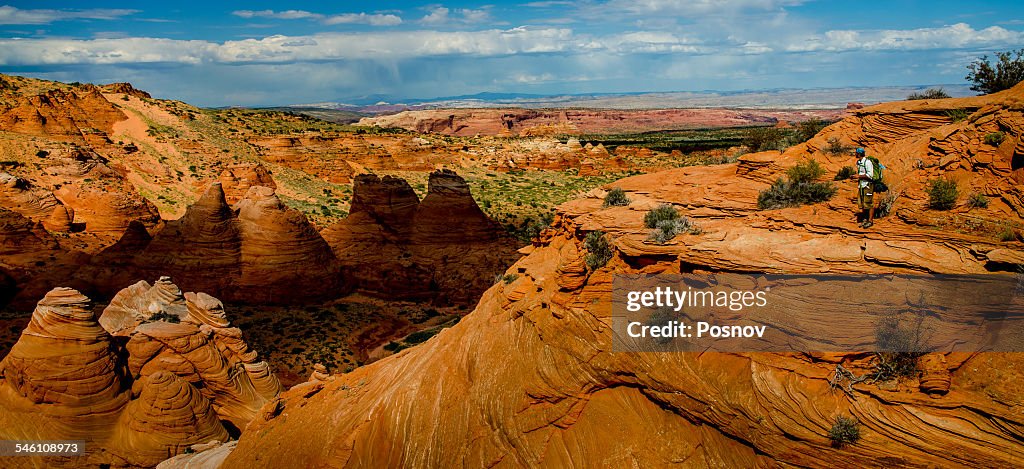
[0,1,1023,106]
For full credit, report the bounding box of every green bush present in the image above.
[825,137,851,156]
[648,217,701,244]
[795,119,830,143]
[833,166,855,181]
[984,131,1006,146]
[828,416,861,448]
[603,187,631,207]
[584,231,613,271]
[787,159,826,183]
[927,178,958,210]
[944,108,971,122]
[998,225,1017,242]
[644,204,679,228]
[873,313,927,381]
[966,49,1024,94]
[968,193,990,209]
[758,160,836,210]
[907,88,950,100]
[743,126,787,152]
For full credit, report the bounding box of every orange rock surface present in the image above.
[0,281,280,467]
[225,85,1024,467]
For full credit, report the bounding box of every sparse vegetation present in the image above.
[757,159,837,210]
[743,126,787,152]
[834,166,855,181]
[999,224,1018,242]
[603,187,631,207]
[984,131,1006,146]
[872,313,929,382]
[644,204,680,228]
[828,416,861,448]
[584,231,614,271]
[907,88,950,100]
[795,119,830,143]
[968,193,990,209]
[966,49,1024,95]
[648,217,701,244]
[825,137,852,156]
[926,178,959,210]
[944,108,971,122]
[495,273,519,284]
[875,192,898,218]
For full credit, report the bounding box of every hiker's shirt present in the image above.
[857,157,874,190]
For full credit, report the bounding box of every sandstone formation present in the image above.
[226,86,1024,467]
[130,183,341,303]
[0,84,126,139]
[0,281,279,467]
[0,172,62,223]
[219,163,276,204]
[322,170,518,304]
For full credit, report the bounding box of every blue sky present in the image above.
[1,1,1023,106]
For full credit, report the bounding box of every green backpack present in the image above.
[866,156,888,192]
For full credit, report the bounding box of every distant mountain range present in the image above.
[287,84,975,115]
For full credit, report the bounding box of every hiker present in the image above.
[850,147,876,228]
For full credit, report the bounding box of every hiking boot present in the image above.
[861,221,874,228]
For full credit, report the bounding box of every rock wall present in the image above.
[322,170,518,304]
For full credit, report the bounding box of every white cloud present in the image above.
[420,6,492,25]
[601,0,806,16]
[420,7,450,25]
[232,9,402,26]
[787,23,1024,52]
[0,5,138,24]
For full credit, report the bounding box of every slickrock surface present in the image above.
[0,84,126,139]
[226,85,1024,467]
[322,170,518,304]
[0,281,280,467]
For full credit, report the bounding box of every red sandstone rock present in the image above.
[218,163,276,204]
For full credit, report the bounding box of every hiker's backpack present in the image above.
[866,156,888,192]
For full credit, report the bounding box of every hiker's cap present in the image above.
[855,147,865,155]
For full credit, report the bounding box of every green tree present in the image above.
[966,49,1024,95]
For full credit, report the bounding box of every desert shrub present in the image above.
[787,159,826,183]
[603,187,630,207]
[828,416,861,448]
[834,166,855,181]
[404,328,440,345]
[968,193,990,209]
[758,160,836,210]
[648,217,701,244]
[927,178,958,210]
[743,126,787,152]
[875,192,898,218]
[873,313,928,381]
[795,119,830,143]
[148,311,180,323]
[984,131,1006,146]
[907,88,950,100]
[496,273,518,284]
[998,224,1017,242]
[966,49,1024,95]
[644,204,679,228]
[584,231,613,271]
[944,108,971,122]
[825,137,851,155]
[35,150,48,158]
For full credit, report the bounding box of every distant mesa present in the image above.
[0,280,280,467]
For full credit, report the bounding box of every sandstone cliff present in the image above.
[321,170,518,304]
[225,86,1024,467]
